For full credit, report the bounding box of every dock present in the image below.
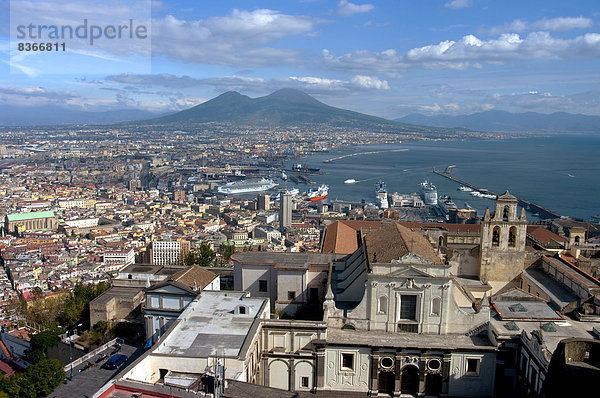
[433,169,561,219]
[298,175,315,184]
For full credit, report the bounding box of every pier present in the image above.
[433,169,561,219]
[323,148,408,163]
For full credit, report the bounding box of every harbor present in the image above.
[433,168,562,219]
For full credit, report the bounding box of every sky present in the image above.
[1,0,600,119]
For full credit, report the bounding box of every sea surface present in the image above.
[282,134,600,221]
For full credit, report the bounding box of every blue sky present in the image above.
[1,0,600,118]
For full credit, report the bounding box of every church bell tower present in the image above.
[479,191,527,286]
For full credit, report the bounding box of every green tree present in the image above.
[219,243,236,262]
[25,329,60,364]
[0,359,65,398]
[183,242,215,267]
[93,320,111,335]
[57,282,110,329]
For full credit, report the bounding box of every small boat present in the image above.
[458,186,473,192]
[281,171,288,180]
[344,179,357,184]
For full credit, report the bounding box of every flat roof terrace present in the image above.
[153,291,268,358]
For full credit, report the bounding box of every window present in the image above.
[492,226,500,247]
[431,297,441,316]
[508,226,516,248]
[288,291,296,301]
[239,306,246,314]
[503,205,509,221]
[378,296,388,314]
[466,358,480,376]
[341,353,355,371]
[301,376,309,388]
[258,280,268,292]
[400,295,417,320]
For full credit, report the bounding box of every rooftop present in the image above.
[153,291,268,358]
[364,222,444,266]
[6,210,55,221]
[232,252,332,269]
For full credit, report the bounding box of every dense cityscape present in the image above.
[2,1,600,397]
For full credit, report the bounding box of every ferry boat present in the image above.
[419,180,438,206]
[307,185,328,201]
[217,178,278,194]
[375,180,388,209]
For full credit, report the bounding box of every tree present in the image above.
[183,242,215,267]
[25,329,60,364]
[57,282,110,329]
[0,359,65,398]
[219,243,236,263]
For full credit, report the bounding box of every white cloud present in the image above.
[337,0,374,17]
[323,32,600,73]
[104,73,391,94]
[151,9,323,66]
[351,75,390,90]
[0,85,81,107]
[488,16,594,35]
[444,0,472,9]
[288,76,345,90]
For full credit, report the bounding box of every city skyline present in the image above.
[2,0,600,120]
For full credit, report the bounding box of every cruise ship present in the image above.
[419,180,438,206]
[438,195,457,214]
[217,178,278,194]
[375,180,389,209]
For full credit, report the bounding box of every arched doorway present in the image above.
[378,371,395,396]
[269,360,290,390]
[425,373,442,395]
[400,365,419,396]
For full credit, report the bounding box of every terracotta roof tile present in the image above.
[169,266,217,290]
[364,223,443,265]
[527,226,567,245]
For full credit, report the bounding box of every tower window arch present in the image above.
[575,236,581,246]
[503,205,509,221]
[508,226,517,248]
[492,226,500,247]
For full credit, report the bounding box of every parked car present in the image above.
[104,354,128,369]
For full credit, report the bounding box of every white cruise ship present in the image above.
[419,180,438,206]
[375,180,389,209]
[217,178,278,194]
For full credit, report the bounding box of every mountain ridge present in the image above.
[396,110,600,133]
[150,88,414,129]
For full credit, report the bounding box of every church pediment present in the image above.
[387,266,434,279]
[391,252,434,266]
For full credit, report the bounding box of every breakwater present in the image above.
[433,169,561,219]
[323,148,408,163]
